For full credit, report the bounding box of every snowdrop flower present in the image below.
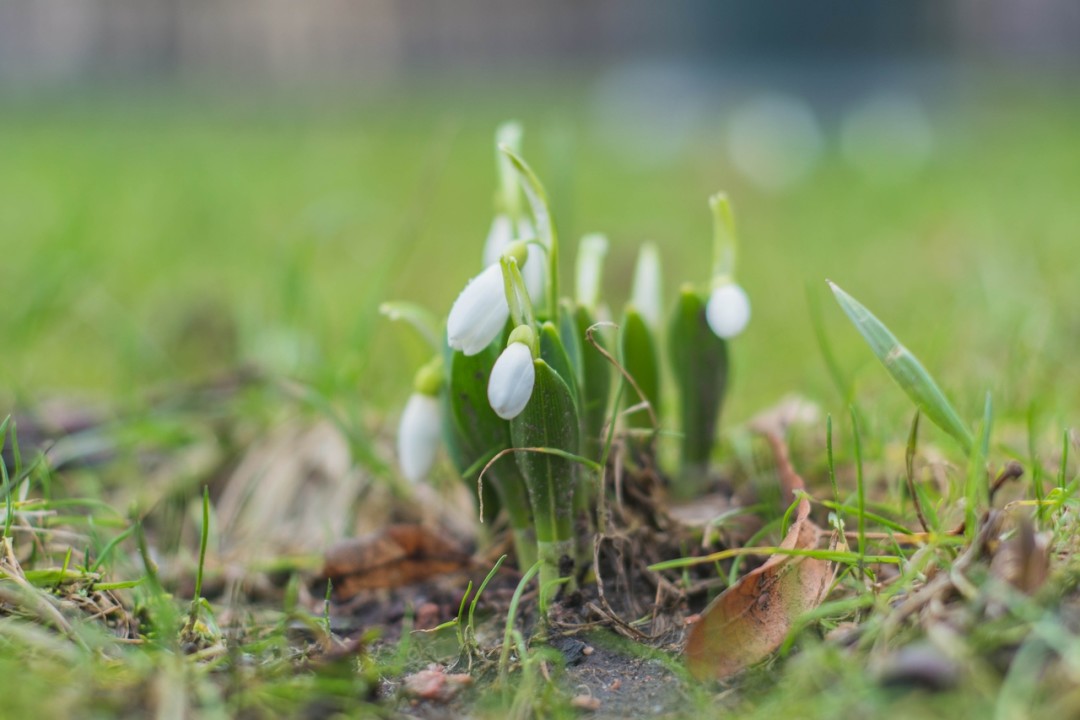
[705,194,750,339]
[397,393,442,482]
[483,214,544,305]
[705,282,751,339]
[447,241,528,356]
[487,327,537,420]
[397,359,444,482]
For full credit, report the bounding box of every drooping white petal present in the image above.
[487,342,536,420]
[482,214,514,268]
[447,263,510,356]
[397,393,442,482]
[705,283,751,339]
[631,242,663,330]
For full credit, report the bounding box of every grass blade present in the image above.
[828,281,974,455]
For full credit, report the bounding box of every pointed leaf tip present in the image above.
[829,282,974,455]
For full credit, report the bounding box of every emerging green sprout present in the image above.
[385,122,752,612]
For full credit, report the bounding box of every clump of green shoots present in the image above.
[384,122,753,614]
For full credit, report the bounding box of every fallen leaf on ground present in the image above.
[318,524,473,599]
[990,514,1049,595]
[685,432,836,681]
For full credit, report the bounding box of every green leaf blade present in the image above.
[669,287,729,493]
[828,281,974,455]
[619,307,661,433]
[510,360,580,544]
[575,305,612,460]
[443,345,532,529]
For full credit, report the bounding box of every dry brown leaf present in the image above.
[990,514,1049,595]
[319,524,473,599]
[684,432,836,681]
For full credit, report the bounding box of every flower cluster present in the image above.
[386,123,751,612]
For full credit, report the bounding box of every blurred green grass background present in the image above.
[2,91,1078,446]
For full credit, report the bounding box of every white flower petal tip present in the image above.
[487,343,536,420]
[705,284,751,339]
[397,393,443,483]
[447,263,510,356]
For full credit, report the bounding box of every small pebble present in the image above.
[402,665,472,703]
[549,636,589,666]
[877,643,960,692]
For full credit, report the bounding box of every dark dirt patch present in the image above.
[560,633,690,719]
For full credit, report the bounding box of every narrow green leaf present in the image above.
[510,360,580,545]
[442,345,532,531]
[850,406,866,561]
[619,307,661,432]
[828,281,974,454]
[510,360,580,611]
[379,301,442,351]
[558,299,584,389]
[965,393,993,539]
[499,147,559,318]
[668,287,728,493]
[575,305,612,459]
[539,320,579,409]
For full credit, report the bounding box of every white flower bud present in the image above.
[447,263,510,356]
[487,341,536,420]
[631,242,663,330]
[705,283,751,339]
[397,393,442,482]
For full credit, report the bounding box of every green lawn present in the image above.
[4,94,1079,424]
[2,89,1079,717]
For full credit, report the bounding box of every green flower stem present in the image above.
[536,539,574,611]
[501,256,525,329]
[510,529,537,570]
[499,147,559,321]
